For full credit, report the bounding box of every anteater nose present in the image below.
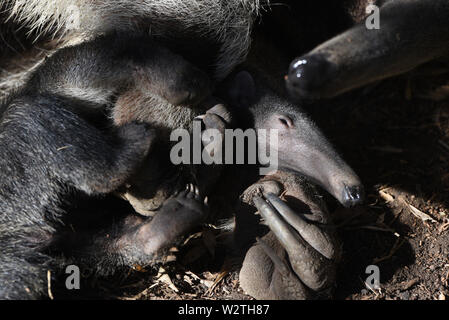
[286,54,334,99]
[341,184,365,208]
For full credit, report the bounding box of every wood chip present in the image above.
[183,275,193,286]
[186,271,201,281]
[158,274,179,293]
[398,278,419,291]
[201,279,214,288]
[407,203,437,223]
[439,221,449,233]
[379,190,394,203]
[206,270,229,295]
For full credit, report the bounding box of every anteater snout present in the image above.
[341,184,365,208]
[286,54,335,99]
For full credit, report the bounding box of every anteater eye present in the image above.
[278,116,293,128]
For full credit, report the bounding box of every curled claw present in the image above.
[194,115,206,121]
[183,183,202,201]
[194,186,201,199]
[253,195,334,292]
[193,103,230,193]
[194,103,231,137]
[206,103,232,124]
[187,184,197,199]
[201,112,227,151]
[264,193,336,260]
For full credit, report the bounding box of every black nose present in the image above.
[341,185,365,208]
[286,54,334,99]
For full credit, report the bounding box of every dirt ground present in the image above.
[319,71,449,301]
[66,67,449,301]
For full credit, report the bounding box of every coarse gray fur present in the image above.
[1,0,268,80]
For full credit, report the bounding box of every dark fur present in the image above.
[286,0,449,99]
[0,0,381,300]
[0,32,211,299]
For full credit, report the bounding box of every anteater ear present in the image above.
[228,70,256,108]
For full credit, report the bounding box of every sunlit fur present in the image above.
[2,0,269,79]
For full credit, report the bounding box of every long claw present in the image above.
[253,196,301,252]
[265,193,336,260]
[253,195,330,291]
[194,186,201,200]
[187,184,195,199]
